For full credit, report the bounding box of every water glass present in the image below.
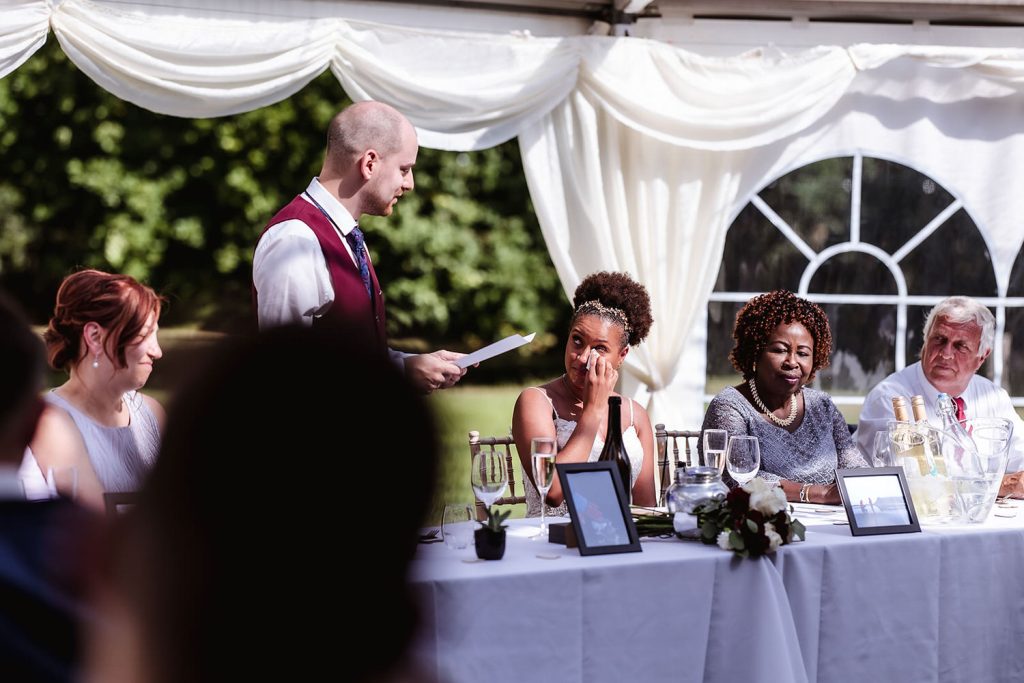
[702,429,728,472]
[442,503,475,550]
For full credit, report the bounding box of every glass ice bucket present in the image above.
[951,416,1013,523]
[884,417,1012,524]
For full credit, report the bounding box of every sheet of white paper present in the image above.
[456,333,535,368]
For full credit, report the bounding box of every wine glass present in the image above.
[726,435,760,485]
[470,450,509,513]
[872,430,893,468]
[702,429,729,473]
[531,437,557,538]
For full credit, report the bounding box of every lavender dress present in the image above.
[45,390,160,492]
[702,386,867,486]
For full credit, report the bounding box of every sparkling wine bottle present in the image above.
[598,396,632,504]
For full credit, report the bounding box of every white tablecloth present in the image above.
[410,503,1024,683]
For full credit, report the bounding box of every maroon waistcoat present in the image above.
[254,195,387,347]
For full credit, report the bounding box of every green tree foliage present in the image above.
[0,39,568,361]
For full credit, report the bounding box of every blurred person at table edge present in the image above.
[0,288,99,681]
[24,269,166,512]
[84,322,439,683]
[701,289,867,504]
[252,99,466,394]
[856,296,1024,498]
[512,271,657,515]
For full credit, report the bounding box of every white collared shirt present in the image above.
[856,361,1024,471]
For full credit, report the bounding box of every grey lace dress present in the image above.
[701,386,867,486]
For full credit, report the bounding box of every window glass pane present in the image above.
[1005,251,1024,395]
[760,157,851,252]
[716,203,806,292]
[859,158,954,253]
[808,252,897,295]
[811,303,897,395]
[709,154,1010,415]
[1004,308,1024,395]
[899,210,995,296]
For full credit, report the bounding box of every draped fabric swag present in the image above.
[5,0,1024,432]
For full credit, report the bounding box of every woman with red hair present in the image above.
[26,269,166,510]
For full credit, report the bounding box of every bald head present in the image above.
[320,101,419,219]
[325,101,415,169]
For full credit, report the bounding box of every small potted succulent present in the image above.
[474,506,510,560]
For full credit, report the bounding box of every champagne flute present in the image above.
[702,429,729,473]
[726,435,760,485]
[531,437,557,538]
[470,450,509,512]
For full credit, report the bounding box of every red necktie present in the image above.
[953,396,967,424]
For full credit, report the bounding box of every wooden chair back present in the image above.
[467,430,527,521]
[654,424,702,506]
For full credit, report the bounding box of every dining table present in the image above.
[410,500,1024,683]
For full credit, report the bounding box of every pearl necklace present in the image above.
[748,377,798,427]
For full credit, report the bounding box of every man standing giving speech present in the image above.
[857,296,1024,497]
[253,100,466,393]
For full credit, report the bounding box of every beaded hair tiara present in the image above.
[574,299,632,343]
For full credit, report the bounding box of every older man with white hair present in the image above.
[856,296,1024,497]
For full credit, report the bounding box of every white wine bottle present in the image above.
[891,396,929,476]
[911,394,945,476]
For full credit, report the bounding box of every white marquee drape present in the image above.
[4,0,1024,431]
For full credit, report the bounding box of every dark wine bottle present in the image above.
[598,396,632,503]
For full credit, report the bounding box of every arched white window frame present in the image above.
[706,151,1024,408]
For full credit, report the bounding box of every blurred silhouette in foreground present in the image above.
[0,289,98,682]
[84,322,440,683]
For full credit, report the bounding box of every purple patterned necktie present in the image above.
[345,225,373,300]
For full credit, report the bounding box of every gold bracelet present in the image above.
[799,483,811,503]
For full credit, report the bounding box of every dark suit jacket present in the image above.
[0,499,97,682]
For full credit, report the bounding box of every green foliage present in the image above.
[0,40,568,355]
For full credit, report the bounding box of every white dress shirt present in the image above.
[855,361,1024,472]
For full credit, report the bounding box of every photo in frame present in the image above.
[834,467,921,536]
[555,461,641,556]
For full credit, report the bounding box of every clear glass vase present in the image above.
[666,466,729,539]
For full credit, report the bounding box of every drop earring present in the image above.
[92,354,100,369]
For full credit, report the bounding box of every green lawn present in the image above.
[424,384,526,525]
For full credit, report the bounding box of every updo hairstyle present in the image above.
[571,271,653,348]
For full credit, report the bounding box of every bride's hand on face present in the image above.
[583,353,618,409]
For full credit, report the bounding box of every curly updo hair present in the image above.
[44,269,165,372]
[571,271,653,347]
[729,289,832,380]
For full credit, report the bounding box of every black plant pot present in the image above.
[474,528,506,560]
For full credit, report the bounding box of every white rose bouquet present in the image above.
[694,478,806,558]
